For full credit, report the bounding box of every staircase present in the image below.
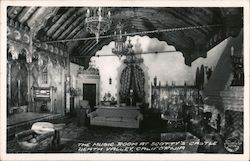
[202,30,243,140]
[203,30,243,111]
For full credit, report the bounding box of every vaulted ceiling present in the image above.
[7,7,243,67]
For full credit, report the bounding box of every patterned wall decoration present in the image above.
[133,65,145,101]
[30,61,40,86]
[9,61,28,107]
[151,83,198,112]
[119,65,145,104]
[7,18,68,114]
[119,66,131,103]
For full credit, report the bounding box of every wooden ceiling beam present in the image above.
[168,8,210,36]
[70,22,118,53]
[178,9,212,33]
[66,31,90,52]
[22,7,40,24]
[52,8,85,39]
[27,8,59,38]
[130,8,210,39]
[57,16,83,40]
[84,37,114,60]
[7,6,13,13]
[65,19,86,39]
[184,8,214,24]
[79,27,117,57]
[46,8,75,37]
[79,40,97,55]
[18,7,38,23]
[77,39,94,52]
[8,7,24,19]
[42,8,66,34]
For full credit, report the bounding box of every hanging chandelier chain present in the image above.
[43,24,222,43]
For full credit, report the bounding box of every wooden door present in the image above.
[83,84,96,110]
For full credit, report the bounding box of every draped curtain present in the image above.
[120,65,145,104]
[133,65,145,100]
[120,66,131,103]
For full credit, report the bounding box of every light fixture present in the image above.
[112,22,128,59]
[109,77,112,85]
[123,38,144,65]
[85,7,111,43]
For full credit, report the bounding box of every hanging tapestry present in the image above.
[120,66,131,103]
[119,65,145,104]
[133,65,145,100]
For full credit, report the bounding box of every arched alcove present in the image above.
[90,35,226,105]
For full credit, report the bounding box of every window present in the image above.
[42,67,48,84]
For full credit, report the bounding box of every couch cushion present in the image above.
[106,117,122,122]
[96,108,140,118]
[122,110,138,118]
[94,116,106,122]
[121,117,136,123]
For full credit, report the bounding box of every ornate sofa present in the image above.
[88,106,143,128]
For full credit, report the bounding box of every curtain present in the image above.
[120,65,145,103]
[133,65,145,101]
[120,66,132,103]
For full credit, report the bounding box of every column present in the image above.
[26,64,32,112]
[66,49,71,114]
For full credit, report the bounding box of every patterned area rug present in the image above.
[7,117,227,153]
[60,122,162,153]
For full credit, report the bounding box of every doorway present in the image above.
[83,83,96,111]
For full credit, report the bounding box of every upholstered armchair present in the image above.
[15,122,55,151]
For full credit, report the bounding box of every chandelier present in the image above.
[112,22,128,59]
[85,7,111,43]
[123,39,144,65]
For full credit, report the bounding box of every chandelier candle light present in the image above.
[85,7,111,43]
[112,22,128,59]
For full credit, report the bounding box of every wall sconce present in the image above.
[109,77,112,85]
